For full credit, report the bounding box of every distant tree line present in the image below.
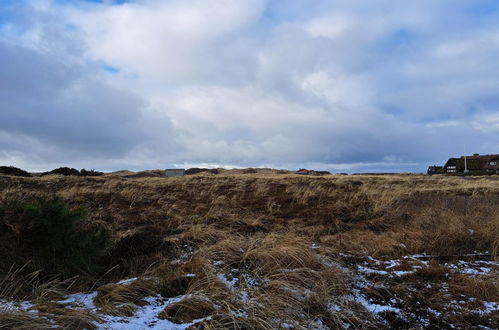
[42,167,104,177]
[185,168,219,175]
[0,166,104,177]
[0,166,31,177]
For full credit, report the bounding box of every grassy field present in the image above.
[0,172,498,329]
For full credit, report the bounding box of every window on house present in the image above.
[490,161,497,166]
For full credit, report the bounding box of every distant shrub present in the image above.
[80,169,104,177]
[40,167,104,177]
[184,168,219,175]
[42,167,80,176]
[0,166,31,177]
[0,197,112,278]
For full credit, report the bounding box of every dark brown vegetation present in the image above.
[0,198,111,280]
[0,166,31,177]
[0,172,497,328]
[41,167,104,177]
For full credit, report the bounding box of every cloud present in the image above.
[67,0,266,84]
[0,2,177,170]
[2,0,499,172]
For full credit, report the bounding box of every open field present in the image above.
[0,172,498,329]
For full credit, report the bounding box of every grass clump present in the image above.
[158,295,216,323]
[93,279,158,316]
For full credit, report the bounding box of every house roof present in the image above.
[460,154,499,161]
[445,154,499,170]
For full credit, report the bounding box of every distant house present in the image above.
[431,154,499,174]
[164,169,185,177]
[427,165,444,175]
[296,168,311,175]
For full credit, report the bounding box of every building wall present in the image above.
[164,169,185,177]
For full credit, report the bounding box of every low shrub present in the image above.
[184,168,219,175]
[41,167,80,176]
[0,197,112,279]
[0,166,31,177]
[40,168,103,177]
[80,169,104,177]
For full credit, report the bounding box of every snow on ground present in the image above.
[59,291,97,310]
[356,254,497,279]
[1,254,497,328]
[353,292,401,314]
[116,277,139,285]
[448,259,495,275]
[483,301,499,314]
[0,298,33,311]
[97,295,208,330]
[350,254,499,328]
[0,287,207,329]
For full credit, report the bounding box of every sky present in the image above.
[1,0,499,173]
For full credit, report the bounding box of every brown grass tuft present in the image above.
[93,278,158,316]
[158,295,216,323]
[449,274,499,301]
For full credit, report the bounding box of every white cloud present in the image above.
[473,114,499,133]
[67,0,265,83]
[304,15,353,39]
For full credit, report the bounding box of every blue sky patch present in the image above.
[55,0,131,4]
[466,0,499,16]
[102,64,119,74]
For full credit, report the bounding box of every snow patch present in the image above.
[0,299,33,311]
[59,292,97,310]
[97,295,204,330]
[116,277,139,285]
[217,273,238,289]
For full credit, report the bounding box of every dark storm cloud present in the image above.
[0,41,146,154]
[0,6,177,170]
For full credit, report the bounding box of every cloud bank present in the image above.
[1,0,499,172]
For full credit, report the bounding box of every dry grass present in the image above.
[1,172,498,328]
[0,309,54,330]
[0,265,103,329]
[172,232,367,328]
[0,304,103,330]
[449,274,499,301]
[93,278,158,316]
[158,294,216,323]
